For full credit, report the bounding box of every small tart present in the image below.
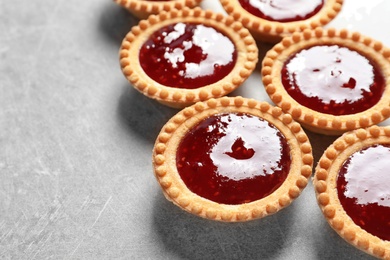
[219,0,343,43]
[114,0,202,19]
[262,28,390,135]
[314,126,390,259]
[119,8,258,109]
[153,96,313,222]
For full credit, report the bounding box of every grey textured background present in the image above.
[1,0,388,259]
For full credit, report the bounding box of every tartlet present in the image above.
[314,125,390,259]
[119,8,258,108]
[114,0,203,19]
[153,96,313,222]
[219,0,343,43]
[262,28,390,135]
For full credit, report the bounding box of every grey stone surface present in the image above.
[0,0,387,259]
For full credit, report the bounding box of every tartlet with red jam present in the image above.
[114,0,202,19]
[219,0,343,42]
[314,126,390,259]
[119,8,258,108]
[262,28,390,135]
[153,96,313,222]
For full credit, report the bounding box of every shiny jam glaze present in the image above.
[281,45,385,115]
[337,144,390,241]
[238,0,324,22]
[176,113,291,205]
[139,22,237,89]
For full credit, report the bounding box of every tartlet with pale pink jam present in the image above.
[153,96,313,222]
[114,0,203,19]
[119,8,258,108]
[314,126,390,259]
[219,0,343,42]
[262,28,390,135]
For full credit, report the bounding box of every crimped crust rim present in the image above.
[114,0,203,19]
[119,7,259,108]
[219,0,343,42]
[313,125,390,259]
[261,27,390,135]
[153,96,313,222]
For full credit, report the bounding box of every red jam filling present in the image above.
[176,113,291,205]
[139,22,237,89]
[281,45,385,115]
[337,144,390,241]
[238,0,324,22]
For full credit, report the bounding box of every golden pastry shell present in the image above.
[262,27,390,135]
[119,7,258,109]
[152,96,313,222]
[114,0,203,19]
[314,125,390,259]
[219,0,343,43]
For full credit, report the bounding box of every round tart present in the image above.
[119,8,258,108]
[114,0,202,19]
[219,0,343,43]
[262,28,390,135]
[153,96,313,222]
[314,126,390,259]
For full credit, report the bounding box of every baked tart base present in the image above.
[262,28,390,135]
[314,125,390,259]
[114,0,203,19]
[119,7,258,109]
[153,96,313,222]
[219,0,343,43]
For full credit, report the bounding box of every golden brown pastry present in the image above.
[153,96,313,222]
[314,126,390,259]
[119,7,258,108]
[262,28,390,135]
[114,0,203,19]
[219,0,343,43]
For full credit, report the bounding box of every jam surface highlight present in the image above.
[282,45,385,115]
[238,0,324,22]
[140,22,237,89]
[337,144,390,241]
[176,113,291,205]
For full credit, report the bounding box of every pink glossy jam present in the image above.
[139,22,237,89]
[238,0,324,22]
[176,113,291,205]
[337,144,390,241]
[281,45,385,115]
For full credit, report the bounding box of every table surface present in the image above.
[1,0,389,259]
